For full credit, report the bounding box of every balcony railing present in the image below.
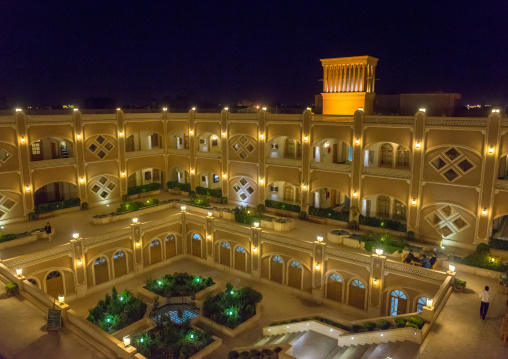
[196,151,221,159]
[310,162,352,173]
[266,157,302,167]
[361,166,411,179]
[125,148,164,158]
[30,157,76,168]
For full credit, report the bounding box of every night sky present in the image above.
[1,1,507,108]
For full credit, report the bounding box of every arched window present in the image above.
[285,138,296,158]
[417,297,427,312]
[393,200,406,221]
[193,233,202,241]
[272,256,283,263]
[290,261,302,268]
[330,273,342,282]
[46,271,63,298]
[236,246,246,253]
[351,279,365,288]
[377,195,391,218]
[94,257,106,265]
[396,145,410,168]
[113,251,124,259]
[221,242,231,249]
[27,278,38,286]
[47,271,61,280]
[380,143,393,166]
[166,234,175,241]
[390,290,407,316]
[113,251,128,278]
[150,239,160,247]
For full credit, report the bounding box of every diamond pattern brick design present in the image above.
[232,177,255,202]
[0,147,12,168]
[429,147,476,182]
[0,193,18,219]
[424,204,470,239]
[231,135,256,160]
[90,176,117,199]
[88,135,115,160]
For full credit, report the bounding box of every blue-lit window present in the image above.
[94,257,106,265]
[351,279,364,288]
[348,146,353,161]
[193,233,202,241]
[329,273,342,282]
[236,246,246,253]
[166,234,175,241]
[221,242,230,249]
[113,251,124,259]
[417,297,427,313]
[390,290,407,316]
[272,256,283,263]
[290,261,302,268]
[150,240,160,247]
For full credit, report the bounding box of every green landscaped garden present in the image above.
[448,243,508,272]
[203,283,262,329]
[86,287,147,333]
[234,206,274,225]
[351,232,406,254]
[270,315,425,333]
[144,272,214,297]
[228,348,283,359]
[134,314,213,359]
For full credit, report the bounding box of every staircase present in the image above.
[253,331,419,359]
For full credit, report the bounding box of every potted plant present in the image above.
[6,282,19,297]
[454,278,466,292]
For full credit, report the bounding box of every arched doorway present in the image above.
[349,279,366,309]
[270,255,283,284]
[288,260,302,289]
[380,143,393,167]
[191,233,202,258]
[46,271,64,298]
[396,145,410,168]
[220,241,231,266]
[416,296,427,313]
[34,182,78,206]
[94,257,109,285]
[389,290,407,315]
[326,273,343,302]
[113,251,127,278]
[165,234,177,258]
[150,240,162,264]
[234,246,247,272]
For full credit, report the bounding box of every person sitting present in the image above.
[404,250,416,264]
[430,252,437,269]
[421,254,431,269]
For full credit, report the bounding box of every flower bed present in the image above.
[203,283,262,329]
[117,198,160,213]
[144,272,214,297]
[273,218,295,231]
[87,287,147,333]
[34,197,80,214]
[265,199,300,213]
[127,182,161,196]
[167,181,191,193]
[309,206,349,222]
[134,317,214,359]
[228,347,284,359]
[359,215,406,232]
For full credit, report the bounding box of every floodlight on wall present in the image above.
[74,108,79,112]
[482,207,487,215]
[353,190,357,198]
[373,278,379,286]
[262,107,267,111]
[492,109,500,113]
[116,108,121,111]
[419,108,426,112]
[15,108,22,112]
[191,107,196,111]
[77,258,83,266]
[224,107,229,111]
[181,205,187,212]
[73,233,79,239]
[20,136,26,143]
[488,145,494,154]
[316,236,323,243]
[58,294,65,305]
[80,177,85,183]
[375,248,384,256]
[306,107,311,111]
[123,335,131,348]
[412,198,417,206]
[415,140,421,149]
[426,298,433,308]
[358,107,364,111]
[132,218,138,223]
[253,222,260,228]
[16,268,22,277]
[162,107,168,111]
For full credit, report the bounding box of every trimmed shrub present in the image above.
[362,321,376,331]
[394,318,406,328]
[351,324,362,333]
[34,197,80,214]
[265,199,300,213]
[0,233,18,243]
[376,319,391,330]
[359,215,407,232]
[406,322,419,329]
[195,186,222,198]
[127,182,161,195]
[409,316,425,329]
[308,206,349,222]
[166,181,191,193]
[461,243,508,272]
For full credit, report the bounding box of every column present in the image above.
[258,109,266,204]
[221,109,228,200]
[407,111,426,234]
[162,110,169,191]
[70,235,87,296]
[372,65,376,93]
[206,214,214,264]
[251,226,262,281]
[353,64,358,92]
[189,109,196,190]
[312,241,326,302]
[73,111,88,206]
[368,253,386,317]
[131,221,144,274]
[302,109,311,211]
[350,111,363,225]
[15,111,33,216]
[337,65,343,92]
[117,110,127,196]
[323,65,328,92]
[181,209,187,254]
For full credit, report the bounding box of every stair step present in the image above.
[392,340,419,359]
[331,345,350,359]
[359,343,378,359]
[368,342,399,358]
[324,346,342,359]
[273,333,294,344]
[287,332,306,345]
[337,345,361,359]
[348,345,371,359]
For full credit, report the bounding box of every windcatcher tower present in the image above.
[320,56,378,115]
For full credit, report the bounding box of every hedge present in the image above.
[0,233,18,243]
[195,186,222,198]
[117,199,160,213]
[308,206,349,222]
[34,197,80,214]
[359,215,407,232]
[167,181,191,193]
[265,199,300,213]
[489,237,508,251]
[127,182,161,195]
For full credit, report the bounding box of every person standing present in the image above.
[430,252,437,268]
[404,250,416,264]
[479,286,491,320]
[44,222,52,241]
[421,254,431,269]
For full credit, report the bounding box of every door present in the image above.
[94,257,109,285]
[333,144,338,162]
[31,140,43,161]
[46,271,64,299]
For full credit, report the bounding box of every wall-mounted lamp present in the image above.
[73,108,79,112]
[253,247,258,253]
[136,241,141,247]
[375,248,384,256]
[190,169,195,174]
[355,138,360,145]
[373,278,379,286]
[415,140,421,149]
[116,108,121,111]
[119,131,124,137]
[132,218,138,223]
[207,212,213,217]
[482,207,487,215]
[259,134,264,140]
[222,131,226,138]
[259,178,264,184]
[262,107,267,111]
[121,172,126,177]
[315,263,321,270]
[25,186,30,192]
[304,136,308,142]
[419,108,426,112]
[77,258,83,266]
[73,233,79,239]
[189,130,194,135]
[488,145,494,154]
[20,136,26,143]
[222,173,226,179]
[206,234,211,240]
[316,236,323,243]
[191,107,196,111]
[353,190,357,198]
[76,133,81,139]
[492,109,500,113]
[448,264,455,273]
[224,107,229,111]
[58,294,65,305]
[181,205,186,212]
[412,198,417,206]
[358,107,364,111]
[306,107,311,111]
[302,184,307,189]
[15,108,22,112]
[323,142,329,148]
[80,177,85,183]
[16,268,22,277]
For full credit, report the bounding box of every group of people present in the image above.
[403,250,437,269]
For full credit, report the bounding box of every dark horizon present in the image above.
[1,1,507,108]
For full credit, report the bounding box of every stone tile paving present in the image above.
[0,280,102,359]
